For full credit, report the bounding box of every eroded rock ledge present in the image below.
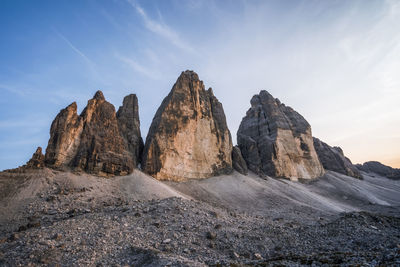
[313,137,362,179]
[356,161,400,180]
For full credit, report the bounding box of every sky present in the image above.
[0,0,399,171]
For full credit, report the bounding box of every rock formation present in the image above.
[117,94,144,167]
[142,70,233,181]
[25,147,45,169]
[237,90,324,180]
[313,138,362,179]
[44,91,142,176]
[356,161,400,180]
[232,146,248,175]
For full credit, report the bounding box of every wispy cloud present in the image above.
[52,27,107,85]
[0,84,30,97]
[115,53,159,79]
[52,27,95,66]
[0,117,49,129]
[126,0,195,53]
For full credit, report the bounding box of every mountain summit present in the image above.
[142,70,233,181]
[237,90,324,180]
[44,90,143,176]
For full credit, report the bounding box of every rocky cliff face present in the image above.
[313,138,362,179]
[356,161,400,180]
[44,91,142,176]
[142,70,233,181]
[237,90,324,180]
[117,94,144,167]
[25,147,45,169]
[232,146,248,175]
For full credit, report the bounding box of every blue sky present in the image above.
[1,0,399,170]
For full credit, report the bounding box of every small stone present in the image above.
[18,225,27,232]
[52,233,62,240]
[121,207,129,212]
[162,239,171,244]
[67,209,77,215]
[46,196,56,202]
[27,221,41,228]
[214,224,222,229]
[209,211,218,218]
[9,233,19,241]
[206,231,217,240]
[47,210,57,215]
[254,253,262,260]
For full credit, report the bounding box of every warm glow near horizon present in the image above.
[0,0,399,170]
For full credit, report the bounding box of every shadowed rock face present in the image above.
[117,94,144,167]
[232,146,248,175]
[45,91,142,176]
[313,137,362,179]
[237,90,324,180]
[356,161,400,180]
[142,70,233,181]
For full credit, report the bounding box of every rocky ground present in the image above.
[0,169,400,266]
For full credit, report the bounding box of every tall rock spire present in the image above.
[117,94,144,167]
[142,70,233,181]
[44,90,143,176]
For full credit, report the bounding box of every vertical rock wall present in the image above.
[142,71,233,181]
[237,90,324,180]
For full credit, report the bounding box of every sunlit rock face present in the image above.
[45,91,142,176]
[237,90,324,180]
[313,137,362,179]
[142,70,233,181]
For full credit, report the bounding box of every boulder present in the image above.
[313,137,362,179]
[45,91,142,176]
[142,70,233,181]
[237,90,324,180]
[356,161,400,180]
[232,146,248,175]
